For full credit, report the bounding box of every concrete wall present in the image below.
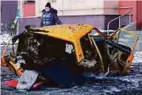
[104,0,118,15]
[24,0,122,17]
[35,0,105,16]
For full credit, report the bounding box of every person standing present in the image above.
[40,2,62,27]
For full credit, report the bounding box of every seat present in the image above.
[105,40,131,55]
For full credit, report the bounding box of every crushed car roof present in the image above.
[34,24,94,43]
[32,24,94,62]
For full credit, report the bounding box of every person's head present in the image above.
[45,2,51,12]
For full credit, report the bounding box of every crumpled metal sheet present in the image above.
[16,70,39,90]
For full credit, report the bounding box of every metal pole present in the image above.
[119,17,121,28]
[107,11,131,30]
[129,12,131,24]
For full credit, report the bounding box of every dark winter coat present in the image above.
[40,8,62,26]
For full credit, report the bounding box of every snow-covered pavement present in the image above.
[1,33,142,95]
[0,34,12,45]
[133,51,142,63]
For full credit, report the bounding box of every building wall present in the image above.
[35,0,104,16]
[104,0,119,15]
[18,0,135,32]
[118,0,137,21]
[137,1,142,29]
[22,0,122,17]
[118,0,142,29]
[1,1,18,33]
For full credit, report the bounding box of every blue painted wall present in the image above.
[1,1,17,34]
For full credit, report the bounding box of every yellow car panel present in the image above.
[34,24,94,62]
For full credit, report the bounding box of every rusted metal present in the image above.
[1,24,138,89]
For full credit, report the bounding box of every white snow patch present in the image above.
[110,86,121,92]
[0,34,12,45]
[133,51,142,63]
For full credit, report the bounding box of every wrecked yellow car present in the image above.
[1,24,138,89]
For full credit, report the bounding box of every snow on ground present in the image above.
[133,51,142,63]
[1,33,142,95]
[0,34,12,45]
